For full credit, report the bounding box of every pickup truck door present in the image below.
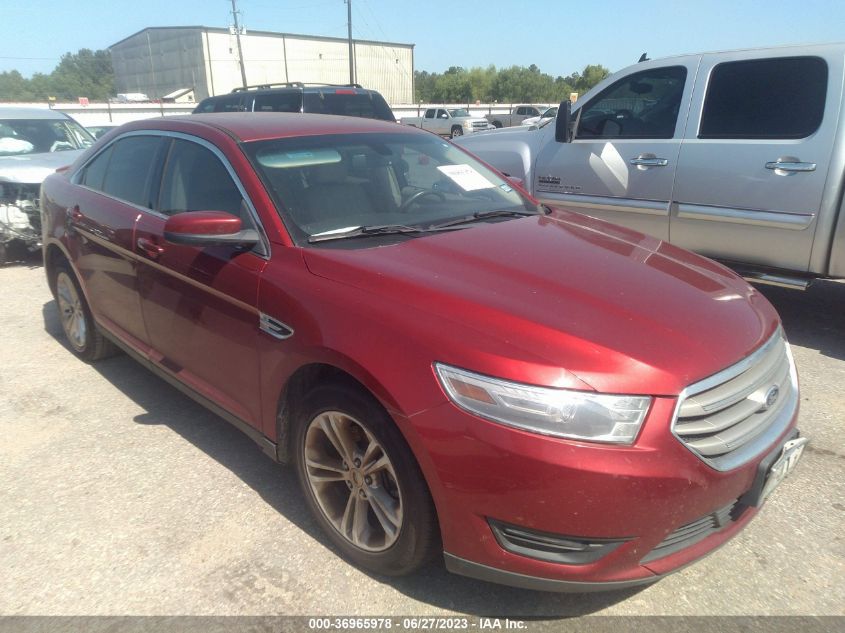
[532,61,698,241]
[422,108,437,131]
[435,109,450,135]
[670,51,843,273]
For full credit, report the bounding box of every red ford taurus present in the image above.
[40,113,805,591]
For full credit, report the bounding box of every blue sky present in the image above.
[2,0,843,79]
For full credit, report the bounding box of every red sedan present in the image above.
[40,113,805,591]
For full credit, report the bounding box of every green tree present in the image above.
[0,49,113,102]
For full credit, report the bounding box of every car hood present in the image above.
[303,210,779,395]
[0,149,85,183]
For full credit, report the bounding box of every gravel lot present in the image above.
[1,258,843,619]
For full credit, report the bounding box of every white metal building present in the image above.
[109,27,415,105]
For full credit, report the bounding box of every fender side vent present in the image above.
[259,313,293,340]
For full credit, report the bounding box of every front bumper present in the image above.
[405,396,800,590]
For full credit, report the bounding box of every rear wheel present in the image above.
[293,382,438,575]
[54,266,116,361]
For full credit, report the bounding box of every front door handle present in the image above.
[137,237,165,260]
[765,160,817,173]
[630,156,669,168]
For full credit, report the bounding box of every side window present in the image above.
[699,57,827,139]
[80,145,114,191]
[208,95,244,113]
[576,66,687,139]
[101,136,163,208]
[158,139,246,220]
[254,92,302,112]
[436,109,448,119]
[424,109,436,119]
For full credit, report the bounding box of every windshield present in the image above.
[244,132,540,245]
[0,118,94,157]
[447,109,470,118]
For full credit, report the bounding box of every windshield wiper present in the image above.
[308,223,463,244]
[429,209,541,230]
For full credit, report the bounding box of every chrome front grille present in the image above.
[641,500,739,563]
[673,329,798,471]
[471,121,489,129]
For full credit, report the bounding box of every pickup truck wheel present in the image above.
[54,266,116,361]
[294,382,439,576]
[450,126,463,138]
[492,120,503,128]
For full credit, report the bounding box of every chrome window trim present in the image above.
[669,327,799,472]
[70,129,271,259]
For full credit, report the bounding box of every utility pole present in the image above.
[347,0,355,85]
[231,0,248,89]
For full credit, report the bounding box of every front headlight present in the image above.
[463,120,473,128]
[435,363,651,444]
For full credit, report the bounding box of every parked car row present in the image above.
[2,42,826,593]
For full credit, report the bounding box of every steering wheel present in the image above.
[399,189,446,212]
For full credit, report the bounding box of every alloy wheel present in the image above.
[56,272,87,352]
[303,411,404,552]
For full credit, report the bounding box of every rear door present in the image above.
[533,60,698,241]
[134,134,267,428]
[670,51,842,272]
[70,134,166,346]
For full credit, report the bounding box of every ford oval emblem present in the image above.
[763,385,780,410]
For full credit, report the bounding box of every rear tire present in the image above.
[492,120,503,128]
[293,381,439,576]
[54,265,116,362]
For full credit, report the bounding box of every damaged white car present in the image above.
[0,108,94,264]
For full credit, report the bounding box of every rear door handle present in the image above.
[765,160,816,173]
[630,156,669,167]
[137,237,165,260]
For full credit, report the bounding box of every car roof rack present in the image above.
[231,82,365,92]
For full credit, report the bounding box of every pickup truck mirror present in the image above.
[555,100,573,143]
[440,113,448,119]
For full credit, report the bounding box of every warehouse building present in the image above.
[109,26,414,105]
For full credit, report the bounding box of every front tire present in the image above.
[450,126,463,138]
[293,382,438,576]
[54,266,116,361]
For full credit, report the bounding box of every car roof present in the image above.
[124,113,413,143]
[0,107,71,120]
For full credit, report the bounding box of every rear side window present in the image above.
[195,94,243,113]
[101,136,163,208]
[158,139,245,218]
[253,92,302,112]
[80,145,114,191]
[303,91,395,121]
[699,57,828,139]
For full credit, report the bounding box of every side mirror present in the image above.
[555,100,573,143]
[164,211,259,247]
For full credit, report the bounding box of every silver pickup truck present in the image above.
[485,105,544,128]
[400,108,491,138]
[456,43,845,288]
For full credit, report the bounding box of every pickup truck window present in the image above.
[576,66,687,140]
[425,109,436,119]
[437,109,448,119]
[699,56,827,140]
[448,109,470,117]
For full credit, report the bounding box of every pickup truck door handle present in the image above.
[629,156,669,167]
[765,160,817,173]
[137,237,165,260]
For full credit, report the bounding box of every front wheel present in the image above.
[293,382,439,576]
[450,126,463,138]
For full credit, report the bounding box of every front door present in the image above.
[134,136,267,428]
[533,62,698,241]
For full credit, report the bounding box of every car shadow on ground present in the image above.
[41,299,643,617]
[755,279,845,361]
